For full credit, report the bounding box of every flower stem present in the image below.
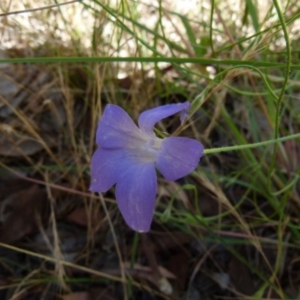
[203,133,300,154]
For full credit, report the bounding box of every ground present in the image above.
[0,0,300,299]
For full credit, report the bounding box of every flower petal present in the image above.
[116,163,157,232]
[90,148,147,192]
[96,104,144,149]
[138,101,191,135]
[156,137,204,181]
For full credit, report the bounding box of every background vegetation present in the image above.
[0,0,300,299]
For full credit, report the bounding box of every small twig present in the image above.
[0,162,115,203]
[0,0,82,17]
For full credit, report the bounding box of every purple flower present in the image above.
[90,102,204,232]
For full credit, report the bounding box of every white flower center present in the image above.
[139,137,162,162]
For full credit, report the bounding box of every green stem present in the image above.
[0,56,299,70]
[268,0,291,192]
[272,0,291,140]
[203,132,300,154]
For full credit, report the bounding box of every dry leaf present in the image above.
[0,127,55,156]
[166,251,189,289]
[67,206,103,227]
[61,292,90,300]
[0,49,67,159]
[228,255,255,295]
[150,231,194,252]
[0,184,49,243]
[89,288,117,300]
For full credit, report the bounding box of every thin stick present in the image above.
[0,0,82,17]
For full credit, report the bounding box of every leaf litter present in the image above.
[0,1,300,299]
[1,51,300,300]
